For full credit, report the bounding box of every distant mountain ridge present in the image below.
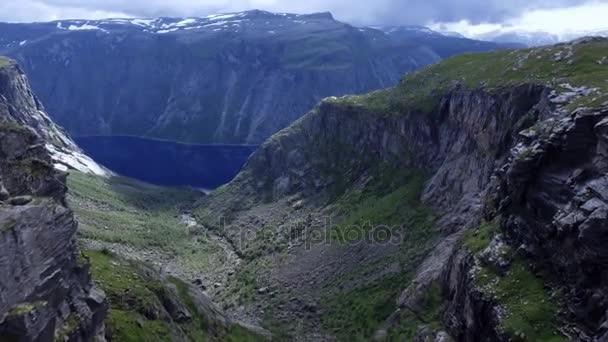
[0,10,515,144]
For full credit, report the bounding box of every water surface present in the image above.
[75,136,257,190]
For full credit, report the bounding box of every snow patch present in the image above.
[205,13,243,21]
[68,23,105,32]
[131,18,156,27]
[157,28,179,34]
[175,18,198,27]
[203,21,229,27]
[46,144,110,177]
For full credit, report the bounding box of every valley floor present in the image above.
[67,169,445,341]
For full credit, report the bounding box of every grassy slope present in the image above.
[86,250,175,341]
[86,250,266,342]
[464,222,566,341]
[68,171,226,272]
[320,167,439,340]
[330,38,608,114]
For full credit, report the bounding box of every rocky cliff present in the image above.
[0,10,513,144]
[197,37,608,340]
[0,57,107,176]
[0,56,268,341]
[0,98,108,340]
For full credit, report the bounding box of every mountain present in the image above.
[478,30,562,47]
[476,29,608,47]
[0,57,107,175]
[375,25,525,55]
[0,10,513,144]
[0,58,268,341]
[194,37,608,340]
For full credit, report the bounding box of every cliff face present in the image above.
[198,38,608,340]
[0,58,107,176]
[0,115,107,340]
[0,10,512,144]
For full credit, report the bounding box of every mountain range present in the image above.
[0,10,516,144]
[3,10,608,342]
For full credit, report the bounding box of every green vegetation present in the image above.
[55,313,81,341]
[329,167,434,243]
[329,38,608,114]
[465,221,565,341]
[322,168,438,340]
[106,310,173,342]
[0,56,12,69]
[68,171,225,271]
[85,250,174,341]
[475,259,566,341]
[0,121,28,133]
[168,276,208,342]
[387,283,444,340]
[1,219,17,233]
[7,301,47,317]
[463,219,498,253]
[86,250,266,342]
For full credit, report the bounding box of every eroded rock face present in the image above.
[206,73,608,339]
[0,58,107,176]
[220,84,549,224]
[0,77,107,341]
[491,106,608,339]
[202,83,554,339]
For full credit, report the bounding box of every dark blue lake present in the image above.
[75,136,258,190]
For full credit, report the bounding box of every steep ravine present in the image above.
[198,38,608,340]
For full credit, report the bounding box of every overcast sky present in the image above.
[0,0,607,38]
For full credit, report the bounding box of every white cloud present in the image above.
[0,0,601,35]
[0,0,129,22]
[429,1,608,40]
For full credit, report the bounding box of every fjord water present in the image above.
[75,136,257,189]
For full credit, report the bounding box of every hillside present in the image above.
[0,57,267,341]
[195,37,608,340]
[0,10,513,144]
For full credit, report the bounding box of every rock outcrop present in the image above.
[0,115,107,340]
[199,38,608,340]
[0,57,107,176]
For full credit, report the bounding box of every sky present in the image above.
[0,0,607,39]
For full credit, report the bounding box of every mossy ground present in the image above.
[329,39,608,114]
[466,222,566,341]
[84,250,175,341]
[7,301,47,317]
[463,219,498,254]
[475,259,566,342]
[321,168,438,340]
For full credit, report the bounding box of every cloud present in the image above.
[0,0,128,22]
[0,0,595,25]
[429,1,608,40]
